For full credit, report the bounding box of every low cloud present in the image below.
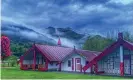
[2,22,79,47]
[1,0,133,43]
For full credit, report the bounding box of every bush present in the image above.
[4,55,18,67]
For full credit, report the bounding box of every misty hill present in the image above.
[1,23,55,44]
[1,22,86,47]
[1,22,87,57]
[46,27,84,40]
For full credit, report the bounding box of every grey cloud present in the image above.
[2,0,133,36]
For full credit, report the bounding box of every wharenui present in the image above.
[19,33,133,76]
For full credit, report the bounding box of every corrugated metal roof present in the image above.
[35,44,99,62]
[76,50,101,61]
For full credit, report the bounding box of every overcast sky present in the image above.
[2,0,133,35]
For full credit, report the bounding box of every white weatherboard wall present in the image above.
[61,53,91,72]
[23,55,45,65]
[23,60,33,64]
[97,48,120,74]
[124,49,133,75]
[48,62,59,69]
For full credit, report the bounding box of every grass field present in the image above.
[1,67,131,79]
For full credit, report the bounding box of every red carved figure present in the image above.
[1,35,11,59]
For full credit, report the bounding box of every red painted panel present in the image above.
[57,38,61,46]
[120,62,124,76]
[45,59,48,70]
[33,49,36,70]
[72,58,74,70]
[59,62,62,71]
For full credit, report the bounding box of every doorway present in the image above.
[75,58,81,72]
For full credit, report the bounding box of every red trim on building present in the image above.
[20,47,34,63]
[33,47,36,70]
[80,65,82,72]
[19,47,34,70]
[72,58,74,71]
[20,45,50,63]
[58,62,62,71]
[83,41,120,72]
[83,33,133,76]
[45,59,48,70]
[35,45,51,61]
[57,38,61,46]
[19,45,50,71]
[120,62,124,76]
[75,58,76,71]
[123,41,133,51]
[94,63,98,74]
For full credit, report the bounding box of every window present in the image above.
[77,59,80,63]
[68,60,71,67]
[86,61,89,65]
[50,62,54,66]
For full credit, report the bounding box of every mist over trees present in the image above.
[1,31,133,67]
[2,31,133,58]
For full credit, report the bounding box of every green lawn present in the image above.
[1,67,130,79]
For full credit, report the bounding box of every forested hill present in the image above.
[83,35,114,51]
[83,32,133,52]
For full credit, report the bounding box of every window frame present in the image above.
[68,60,71,67]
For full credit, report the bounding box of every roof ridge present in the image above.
[76,49,100,53]
[35,43,73,48]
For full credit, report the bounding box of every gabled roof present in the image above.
[76,50,100,61]
[35,44,99,62]
[83,33,133,71]
[20,44,99,62]
[35,44,74,61]
[123,40,133,51]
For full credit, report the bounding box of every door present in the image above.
[75,58,81,72]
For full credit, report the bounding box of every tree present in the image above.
[123,31,133,42]
[4,55,18,67]
[83,35,114,51]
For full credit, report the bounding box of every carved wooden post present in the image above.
[58,62,62,71]
[45,59,48,70]
[94,63,98,74]
[120,46,124,76]
[33,44,36,70]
